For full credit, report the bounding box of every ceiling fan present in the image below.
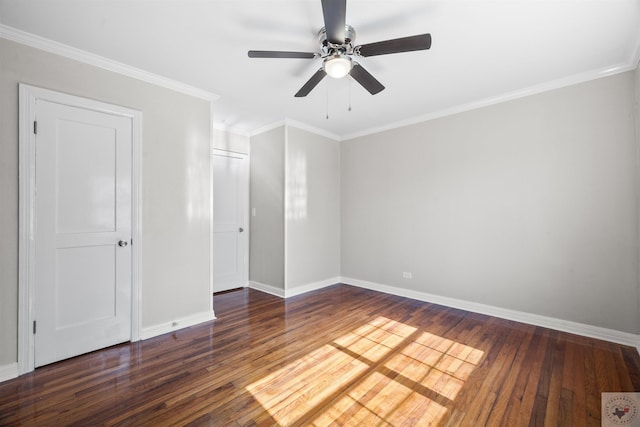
[248,0,432,97]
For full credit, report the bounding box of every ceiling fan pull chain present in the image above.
[326,83,330,119]
[348,77,352,112]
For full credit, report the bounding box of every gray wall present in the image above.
[249,126,285,289]
[341,71,639,334]
[286,126,340,289]
[0,38,213,365]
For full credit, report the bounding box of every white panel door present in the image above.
[34,99,132,367]
[213,151,248,292]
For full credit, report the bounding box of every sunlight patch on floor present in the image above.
[246,316,484,425]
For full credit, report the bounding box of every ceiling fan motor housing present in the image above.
[318,24,357,56]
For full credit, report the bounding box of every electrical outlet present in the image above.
[402,272,412,279]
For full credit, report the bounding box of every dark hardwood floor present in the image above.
[1,284,640,426]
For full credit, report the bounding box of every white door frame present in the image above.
[212,148,249,291]
[17,84,142,375]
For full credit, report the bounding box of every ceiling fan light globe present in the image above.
[323,56,352,78]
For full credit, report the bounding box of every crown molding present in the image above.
[284,118,341,141]
[4,23,637,141]
[258,55,639,142]
[249,118,340,141]
[249,120,286,137]
[341,62,636,141]
[0,24,220,102]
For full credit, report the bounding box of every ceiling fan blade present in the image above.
[321,0,347,44]
[248,50,318,59]
[356,33,431,57]
[349,63,385,95]
[295,69,327,97]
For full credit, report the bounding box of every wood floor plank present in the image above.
[460,320,526,424]
[568,338,587,427]
[483,324,536,425]
[1,284,639,426]
[583,341,602,426]
[543,335,566,426]
[499,327,547,425]
[622,346,640,389]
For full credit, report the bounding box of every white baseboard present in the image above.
[248,281,285,298]
[1,312,217,383]
[0,363,19,383]
[285,277,341,298]
[341,276,640,349]
[249,277,340,299]
[140,310,216,340]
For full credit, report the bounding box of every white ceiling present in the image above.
[1,0,639,138]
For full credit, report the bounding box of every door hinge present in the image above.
[33,121,38,135]
[33,320,36,334]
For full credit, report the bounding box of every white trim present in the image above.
[4,23,635,143]
[249,278,339,299]
[209,104,215,314]
[249,271,632,352]
[17,85,35,375]
[130,103,143,342]
[140,311,216,340]
[285,118,341,141]
[249,119,341,141]
[0,24,219,102]
[284,126,289,291]
[249,63,637,142]
[0,363,19,383]
[249,281,286,298]
[18,84,143,375]
[242,152,250,291]
[249,120,285,137]
[212,148,250,293]
[249,57,639,141]
[341,277,640,348]
[285,277,341,298]
[341,63,635,141]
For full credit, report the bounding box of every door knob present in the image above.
[239,227,244,233]
[118,240,128,247]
